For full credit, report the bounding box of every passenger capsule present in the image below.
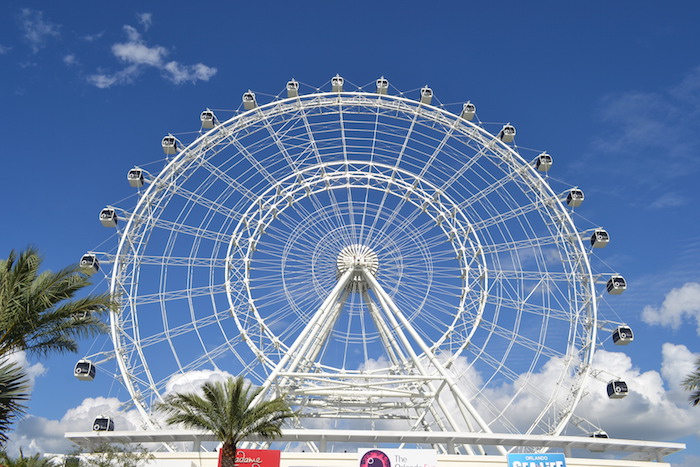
[613,326,634,345]
[127,168,144,188]
[498,124,516,143]
[590,430,609,438]
[460,102,476,121]
[99,208,117,228]
[200,110,216,129]
[243,91,257,110]
[607,380,629,399]
[79,254,99,274]
[566,189,584,208]
[331,74,344,92]
[74,359,96,381]
[161,135,179,155]
[287,79,299,98]
[536,152,553,172]
[93,417,114,431]
[376,77,389,95]
[606,275,627,295]
[420,86,433,105]
[591,229,609,248]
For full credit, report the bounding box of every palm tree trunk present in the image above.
[219,441,237,467]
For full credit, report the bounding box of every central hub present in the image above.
[336,244,379,293]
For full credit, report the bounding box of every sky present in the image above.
[1,1,699,465]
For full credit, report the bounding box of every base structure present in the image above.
[65,429,683,465]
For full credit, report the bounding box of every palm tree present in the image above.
[0,448,55,466]
[0,247,115,444]
[0,247,113,358]
[155,376,296,467]
[683,356,700,406]
[0,361,30,445]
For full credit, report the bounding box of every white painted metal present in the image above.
[94,82,615,454]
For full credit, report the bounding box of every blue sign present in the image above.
[507,453,566,467]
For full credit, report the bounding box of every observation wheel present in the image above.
[96,78,603,453]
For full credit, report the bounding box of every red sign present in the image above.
[219,448,281,467]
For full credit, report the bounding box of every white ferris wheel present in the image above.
[78,76,633,454]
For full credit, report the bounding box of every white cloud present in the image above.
[649,192,685,209]
[6,351,46,387]
[137,13,153,31]
[0,44,11,54]
[87,20,217,88]
[641,282,700,334]
[63,54,77,66]
[164,369,234,395]
[18,9,60,53]
[6,396,142,457]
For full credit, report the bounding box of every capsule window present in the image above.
[200,110,216,129]
[566,189,584,207]
[420,86,433,104]
[93,417,114,431]
[499,125,516,143]
[287,80,299,98]
[376,77,389,95]
[613,326,634,345]
[162,136,178,155]
[74,360,96,381]
[607,380,628,399]
[243,91,257,110]
[607,276,626,295]
[591,229,610,248]
[461,102,476,121]
[331,75,344,92]
[127,168,144,188]
[80,254,99,273]
[99,209,117,228]
[536,153,552,172]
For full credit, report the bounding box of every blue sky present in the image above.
[1,1,699,464]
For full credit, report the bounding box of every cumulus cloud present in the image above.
[6,396,142,457]
[164,368,234,395]
[5,351,46,387]
[87,21,217,88]
[18,9,60,53]
[641,282,700,334]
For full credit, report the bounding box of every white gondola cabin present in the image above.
[536,152,553,172]
[331,75,344,92]
[200,110,217,129]
[99,208,117,228]
[376,77,389,95]
[607,275,627,295]
[607,380,629,399]
[127,168,144,188]
[498,124,516,143]
[161,135,178,155]
[420,86,433,105]
[590,430,609,438]
[590,229,610,248]
[613,326,634,345]
[460,102,476,121]
[93,417,114,431]
[566,189,584,207]
[286,80,299,98]
[79,254,99,274]
[243,91,257,110]
[74,359,96,381]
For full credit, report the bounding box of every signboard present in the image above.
[218,448,280,467]
[507,453,567,467]
[358,448,437,467]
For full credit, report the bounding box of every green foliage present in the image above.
[155,376,295,467]
[0,247,114,358]
[0,449,56,466]
[0,362,30,445]
[68,443,154,467]
[0,247,117,445]
[682,356,700,406]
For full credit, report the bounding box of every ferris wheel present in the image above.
[79,76,632,453]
